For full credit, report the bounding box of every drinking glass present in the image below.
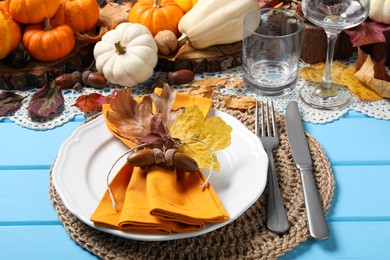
[300,0,370,110]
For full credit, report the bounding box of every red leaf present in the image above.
[73,91,115,112]
[0,92,25,116]
[344,21,390,47]
[258,0,282,8]
[27,83,64,119]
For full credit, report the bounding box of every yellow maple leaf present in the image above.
[169,105,232,171]
[300,61,347,85]
[341,67,382,101]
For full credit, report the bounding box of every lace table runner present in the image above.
[2,54,390,130]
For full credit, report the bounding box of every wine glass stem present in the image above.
[322,30,340,94]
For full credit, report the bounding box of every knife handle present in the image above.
[299,166,330,240]
[266,150,290,234]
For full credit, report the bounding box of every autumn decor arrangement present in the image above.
[90,85,232,234]
[0,0,390,118]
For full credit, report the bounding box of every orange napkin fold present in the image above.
[91,89,229,234]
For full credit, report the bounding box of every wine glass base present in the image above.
[299,83,351,110]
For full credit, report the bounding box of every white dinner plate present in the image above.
[52,109,268,241]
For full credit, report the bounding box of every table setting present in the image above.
[1,0,390,259]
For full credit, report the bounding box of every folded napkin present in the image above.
[91,89,229,234]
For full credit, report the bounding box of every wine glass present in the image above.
[300,0,370,110]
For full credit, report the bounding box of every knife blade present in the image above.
[285,101,329,240]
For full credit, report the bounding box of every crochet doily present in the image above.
[49,93,335,259]
[3,54,390,130]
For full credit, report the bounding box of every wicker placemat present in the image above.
[49,93,334,259]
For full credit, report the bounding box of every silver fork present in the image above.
[256,100,290,234]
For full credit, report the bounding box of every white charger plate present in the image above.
[52,109,268,241]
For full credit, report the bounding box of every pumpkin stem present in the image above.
[115,41,127,55]
[43,17,52,31]
[154,0,161,8]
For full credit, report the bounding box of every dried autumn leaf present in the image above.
[224,96,256,110]
[299,61,346,85]
[98,2,132,28]
[72,91,115,112]
[356,47,390,82]
[341,67,382,101]
[258,0,282,8]
[151,84,185,130]
[185,86,215,98]
[27,83,64,119]
[0,92,25,116]
[75,26,109,43]
[183,77,231,88]
[170,105,232,171]
[344,21,390,47]
[107,88,155,144]
[354,56,390,98]
[226,77,243,90]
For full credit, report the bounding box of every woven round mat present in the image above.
[49,93,334,259]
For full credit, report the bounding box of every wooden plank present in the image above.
[281,221,390,259]
[303,117,390,164]
[1,165,390,222]
[0,221,390,259]
[0,121,82,167]
[0,225,97,260]
[0,169,58,222]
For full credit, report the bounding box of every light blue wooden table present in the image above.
[1,107,390,259]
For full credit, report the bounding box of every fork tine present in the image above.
[261,101,265,137]
[255,100,259,136]
[270,101,278,138]
[266,101,271,137]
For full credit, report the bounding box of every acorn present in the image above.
[82,71,107,89]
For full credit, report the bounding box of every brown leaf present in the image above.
[224,96,256,110]
[75,26,110,43]
[356,47,390,82]
[27,83,64,119]
[185,86,215,98]
[107,89,155,144]
[98,2,132,28]
[354,56,390,98]
[151,84,185,130]
[299,61,347,85]
[226,77,243,90]
[183,77,231,88]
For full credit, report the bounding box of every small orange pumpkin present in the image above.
[174,0,197,13]
[0,0,9,11]
[8,0,60,24]
[22,18,75,62]
[52,0,100,32]
[0,8,21,60]
[128,0,184,37]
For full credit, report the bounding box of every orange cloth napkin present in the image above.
[90,89,229,234]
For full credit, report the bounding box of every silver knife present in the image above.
[285,101,329,240]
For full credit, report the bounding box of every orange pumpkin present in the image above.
[0,0,9,11]
[22,18,75,62]
[8,0,60,24]
[52,0,100,32]
[174,0,197,13]
[128,0,184,37]
[0,8,21,60]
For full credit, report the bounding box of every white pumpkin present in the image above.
[369,0,390,24]
[93,22,158,87]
